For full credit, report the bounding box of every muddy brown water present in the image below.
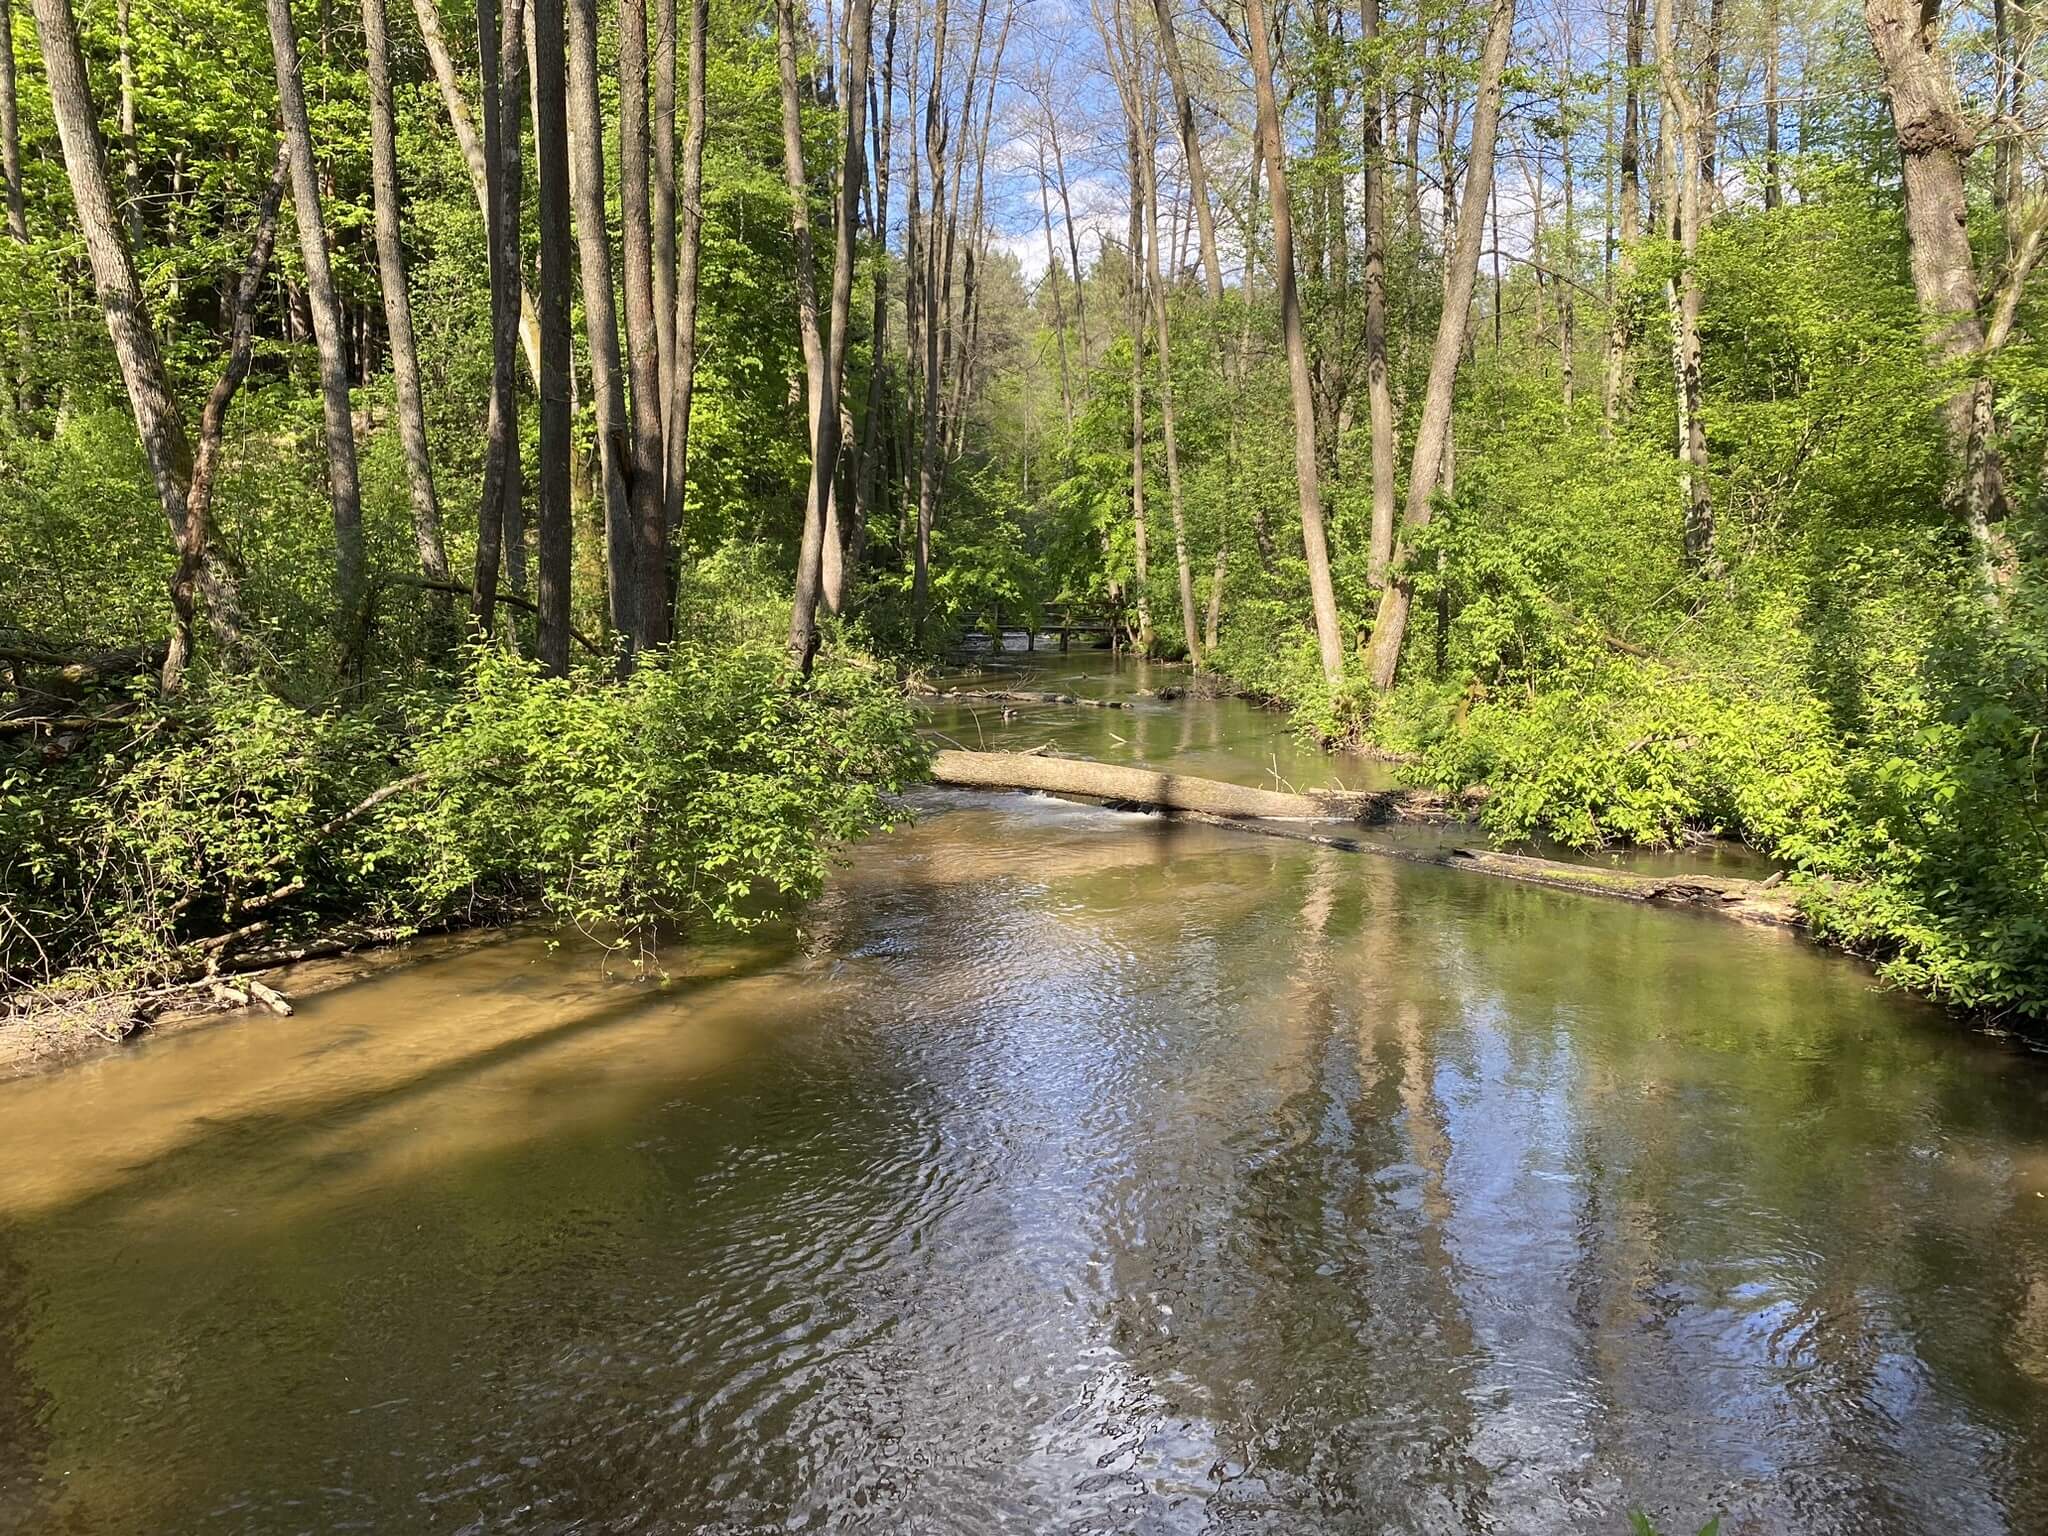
[2,656,2046,1533]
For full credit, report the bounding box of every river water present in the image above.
[3,657,2047,1534]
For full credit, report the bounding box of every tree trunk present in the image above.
[116,0,141,247]
[363,0,451,618]
[1361,0,1396,586]
[267,0,367,665]
[1697,0,1724,204]
[653,0,678,458]
[412,0,543,386]
[532,0,573,672]
[619,0,668,649]
[1362,0,1515,690]
[1150,0,1222,301]
[662,0,708,565]
[474,0,525,636]
[1654,0,1714,575]
[0,0,23,246]
[1136,88,1201,663]
[1601,0,1644,437]
[930,749,1405,820]
[1048,110,1090,369]
[1764,0,1781,209]
[567,0,634,640]
[167,153,287,692]
[852,0,897,559]
[911,0,952,626]
[1247,0,1344,681]
[1863,0,2014,594]
[1124,123,1154,655]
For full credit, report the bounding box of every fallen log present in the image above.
[928,749,1446,822]
[916,687,1132,710]
[926,750,1799,928]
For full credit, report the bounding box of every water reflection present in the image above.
[1,791,2045,1533]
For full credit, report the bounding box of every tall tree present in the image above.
[567,0,635,638]
[620,0,668,649]
[532,0,573,672]
[1247,0,1345,681]
[1601,0,1644,436]
[474,0,526,635]
[1360,0,1396,585]
[1654,0,1714,574]
[1,0,27,248]
[1363,0,1516,690]
[662,0,709,562]
[1864,0,2016,593]
[851,0,897,562]
[363,0,451,610]
[1151,0,1223,301]
[1124,122,1154,654]
[266,0,367,662]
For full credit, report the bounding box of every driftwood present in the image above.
[927,750,1798,928]
[929,749,1446,822]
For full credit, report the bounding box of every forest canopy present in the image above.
[0,0,2043,1016]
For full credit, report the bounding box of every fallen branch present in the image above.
[377,573,604,654]
[913,685,1133,709]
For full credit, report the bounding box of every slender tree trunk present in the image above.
[1361,0,1395,585]
[1864,0,2014,593]
[1151,0,1222,301]
[116,0,140,247]
[852,0,897,558]
[789,0,871,658]
[363,0,451,619]
[476,0,526,633]
[1137,88,1201,663]
[1697,0,1724,205]
[1125,126,1153,655]
[1363,0,1515,690]
[663,0,708,562]
[1601,0,1644,437]
[412,0,543,384]
[911,0,952,625]
[165,152,287,692]
[653,0,677,454]
[567,0,634,638]
[1654,0,1714,575]
[1049,112,1089,368]
[531,0,573,672]
[1037,132,1074,433]
[267,0,367,664]
[1247,0,1344,681]
[1764,0,1781,208]
[620,0,668,649]
[1560,74,1576,411]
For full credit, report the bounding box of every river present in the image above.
[2,656,2045,1534]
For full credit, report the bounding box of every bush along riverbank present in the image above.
[1195,555,2048,1024]
[3,580,927,1036]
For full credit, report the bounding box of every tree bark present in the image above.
[1048,109,1090,369]
[852,0,897,561]
[116,0,141,247]
[662,0,708,561]
[473,0,525,636]
[1602,0,1644,437]
[1863,0,2014,594]
[619,0,668,649]
[0,0,24,246]
[1654,0,1714,575]
[363,0,451,614]
[910,0,952,626]
[653,0,678,458]
[1247,0,1344,681]
[566,0,634,640]
[1361,0,1396,585]
[267,0,367,665]
[930,749,1404,820]
[1363,0,1515,690]
[1124,123,1154,654]
[1764,0,1781,209]
[166,152,287,692]
[1150,0,1222,301]
[412,0,543,385]
[532,0,573,673]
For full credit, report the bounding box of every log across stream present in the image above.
[928,748,1801,929]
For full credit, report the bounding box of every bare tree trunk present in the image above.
[474,0,526,635]
[412,0,544,385]
[1559,69,1576,411]
[788,0,871,659]
[531,0,573,672]
[911,0,952,626]
[852,0,897,559]
[653,0,678,455]
[1036,127,1074,433]
[1361,0,1396,586]
[267,0,367,664]
[1150,0,1222,301]
[116,0,140,246]
[0,1,22,248]
[1136,74,1201,663]
[566,0,634,639]
[1654,0,1714,575]
[1125,125,1153,655]
[663,0,708,564]
[364,0,451,619]
[1048,112,1090,370]
[1601,0,1644,437]
[1697,0,1724,205]
[166,153,287,692]
[1863,0,2012,593]
[1363,0,1515,690]
[1247,0,1344,681]
[1764,0,1781,209]
[620,0,668,649]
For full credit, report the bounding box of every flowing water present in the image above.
[3,657,2047,1534]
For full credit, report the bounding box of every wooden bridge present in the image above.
[960,606,1120,654]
